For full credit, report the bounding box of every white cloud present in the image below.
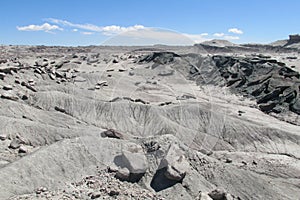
[47,18,103,32]
[17,19,242,44]
[81,32,94,35]
[16,23,63,33]
[213,33,225,37]
[228,28,243,34]
[46,18,145,35]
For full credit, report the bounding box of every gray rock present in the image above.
[101,129,124,139]
[0,134,7,141]
[208,188,227,200]
[34,68,42,74]
[49,73,56,80]
[115,167,130,180]
[3,85,13,90]
[87,58,99,64]
[121,150,148,174]
[1,92,18,101]
[108,165,119,172]
[19,146,28,153]
[74,76,86,82]
[159,143,189,181]
[9,139,21,149]
[158,69,174,76]
[90,192,101,199]
[129,71,135,76]
[94,85,101,90]
[199,192,213,200]
[0,72,6,80]
[176,93,196,100]
[54,106,66,113]
[64,72,72,79]
[96,81,108,86]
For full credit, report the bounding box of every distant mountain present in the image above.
[193,35,300,53]
[270,34,300,48]
[200,39,239,47]
[269,39,288,47]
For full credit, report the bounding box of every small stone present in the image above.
[101,129,123,139]
[90,192,101,199]
[9,139,20,149]
[0,134,7,141]
[34,68,42,74]
[109,190,120,196]
[3,85,13,90]
[116,167,130,181]
[118,68,126,72]
[108,165,119,172]
[65,72,72,79]
[74,76,86,82]
[208,188,227,200]
[199,192,213,200]
[225,158,232,163]
[0,72,6,80]
[54,106,66,113]
[19,145,28,153]
[94,85,101,90]
[49,73,56,80]
[15,79,21,84]
[129,71,135,76]
[1,92,18,101]
[96,81,108,87]
[21,94,28,100]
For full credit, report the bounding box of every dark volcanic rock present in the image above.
[196,55,300,115]
[139,52,180,64]
[101,129,124,139]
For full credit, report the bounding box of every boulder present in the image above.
[159,143,189,181]
[121,145,148,174]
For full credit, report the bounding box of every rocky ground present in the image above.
[0,41,300,200]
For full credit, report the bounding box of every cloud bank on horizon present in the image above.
[16,18,244,45]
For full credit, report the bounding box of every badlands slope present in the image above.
[0,41,299,200]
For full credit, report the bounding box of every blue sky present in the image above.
[1,0,300,46]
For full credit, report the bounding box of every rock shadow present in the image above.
[150,167,181,192]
